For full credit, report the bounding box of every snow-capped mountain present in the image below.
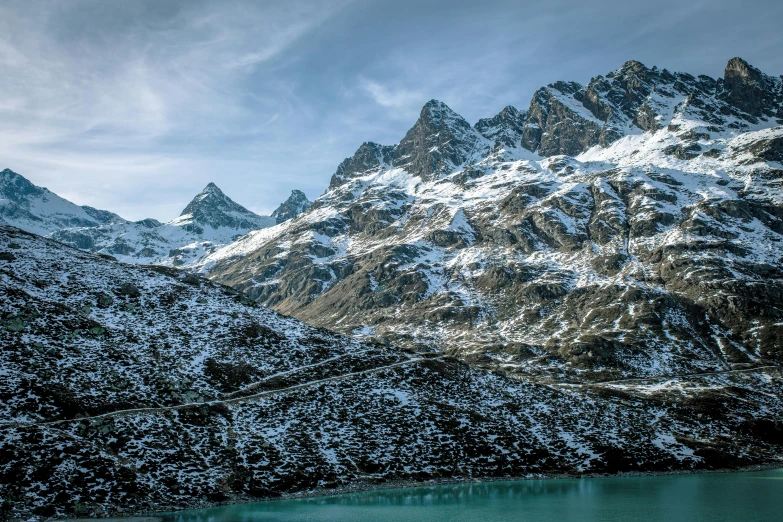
[48,181,277,266]
[0,173,314,267]
[2,224,782,518]
[0,168,126,235]
[204,57,783,381]
[271,189,312,223]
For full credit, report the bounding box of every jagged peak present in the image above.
[725,57,765,85]
[199,182,223,195]
[618,59,650,74]
[272,189,312,223]
[417,99,470,127]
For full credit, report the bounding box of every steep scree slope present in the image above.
[1,225,782,518]
[204,57,783,381]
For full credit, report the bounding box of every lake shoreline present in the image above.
[94,461,781,521]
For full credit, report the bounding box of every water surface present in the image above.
[160,469,783,522]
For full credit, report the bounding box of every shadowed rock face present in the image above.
[475,105,528,149]
[271,190,312,223]
[329,142,396,189]
[722,57,782,118]
[206,57,783,382]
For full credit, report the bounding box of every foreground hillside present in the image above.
[1,225,782,519]
[205,57,783,381]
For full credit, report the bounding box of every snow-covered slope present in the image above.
[0,168,125,235]
[2,224,782,519]
[205,57,783,381]
[0,172,313,268]
[272,189,312,223]
[49,182,277,267]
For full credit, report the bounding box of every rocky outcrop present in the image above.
[271,190,312,223]
[3,225,783,519]
[722,57,782,118]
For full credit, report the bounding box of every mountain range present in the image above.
[202,57,783,382]
[1,56,782,519]
[0,168,311,267]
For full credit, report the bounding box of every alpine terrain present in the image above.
[0,171,311,268]
[1,225,782,519]
[1,56,782,520]
[205,57,783,382]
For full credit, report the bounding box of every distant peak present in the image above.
[725,57,763,83]
[272,189,312,223]
[620,59,648,72]
[201,182,222,193]
[422,99,456,116]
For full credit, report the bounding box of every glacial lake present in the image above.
[159,469,783,522]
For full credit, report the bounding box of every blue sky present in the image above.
[1,0,781,220]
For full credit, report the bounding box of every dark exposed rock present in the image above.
[182,273,201,286]
[329,142,396,189]
[118,282,141,298]
[722,57,780,117]
[475,105,527,149]
[96,293,114,308]
[271,190,312,223]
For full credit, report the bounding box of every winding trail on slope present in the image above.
[553,364,781,387]
[1,354,445,428]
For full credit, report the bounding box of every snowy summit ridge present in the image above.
[204,56,783,381]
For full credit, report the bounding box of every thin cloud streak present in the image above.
[0,0,781,220]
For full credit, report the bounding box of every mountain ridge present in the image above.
[0,172,311,267]
[203,56,783,381]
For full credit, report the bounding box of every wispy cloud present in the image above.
[358,78,424,119]
[0,0,781,220]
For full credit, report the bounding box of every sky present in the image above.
[1,0,781,221]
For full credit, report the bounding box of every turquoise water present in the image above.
[160,469,783,522]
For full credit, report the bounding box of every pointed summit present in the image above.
[475,105,527,149]
[272,189,312,223]
[722,57,778,117]
[175,183,274,233]
[396,99,486,181]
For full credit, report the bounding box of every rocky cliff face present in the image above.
[2,225,782,519]
[271,189,312,223]
[205,57,783,382]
